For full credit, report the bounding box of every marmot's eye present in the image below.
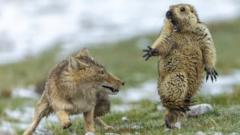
[180,7,185,12]
[99,69,104,74]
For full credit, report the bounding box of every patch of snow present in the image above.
[117,70,240,104]
[0,121,17,135]
[12,87,39,99]
[0,0,239,64]
[201,70,240,95]
[116,81,158,102]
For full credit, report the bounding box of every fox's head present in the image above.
[67,48,124,94]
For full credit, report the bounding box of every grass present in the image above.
[45,99,240,135]
[1,19,240,134]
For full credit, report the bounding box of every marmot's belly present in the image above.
[160,47,204,76]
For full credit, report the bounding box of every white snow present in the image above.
[12,87,39,99]
[116,70,240,103]
[0,0,239,64]
[201,70,240,95]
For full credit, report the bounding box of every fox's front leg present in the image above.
[56,110,72,129]
[95,117,113,130]
[84,108,95,133]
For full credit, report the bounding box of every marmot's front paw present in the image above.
[142,46,159,61]
[205,66,218,82]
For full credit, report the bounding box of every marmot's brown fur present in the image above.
[143,4,217,128]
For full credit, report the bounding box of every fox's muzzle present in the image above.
[102,85,119,93]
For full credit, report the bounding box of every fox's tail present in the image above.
[23,91,51,135]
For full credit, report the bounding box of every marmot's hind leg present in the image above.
[159,72,189,128]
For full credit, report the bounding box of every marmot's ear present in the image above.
[190,6,201,23]
[68,56,88,70]
[76,48,90,57]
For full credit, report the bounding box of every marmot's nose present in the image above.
[166,10,172,19]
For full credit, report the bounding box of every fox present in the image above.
[23,48,124,135]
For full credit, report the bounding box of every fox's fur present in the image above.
[23,49,124,135]
[143,4,217,128]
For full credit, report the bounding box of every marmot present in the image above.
[143,4,218,128]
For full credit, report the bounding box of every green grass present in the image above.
[2,19,240,134]
[44,99,240,135]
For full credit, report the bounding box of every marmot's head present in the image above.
[165,4,200,32]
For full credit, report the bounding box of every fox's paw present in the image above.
[205,66,218,82]
[104,125,114,131]
[62,122,72,129]
[142,46,159,61]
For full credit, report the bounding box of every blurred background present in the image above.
[0,0,240,135]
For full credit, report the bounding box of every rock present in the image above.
[187,104,213,117]
[195,131,206,135]
[85,132,95,135]
[175,122,181,129]
[121,116,128,122]
[213,132,223,135]
[105,133,120,135]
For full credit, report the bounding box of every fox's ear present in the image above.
[76,48,90,57]
[68,56,88,70]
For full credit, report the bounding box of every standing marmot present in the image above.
[143,4,218,128]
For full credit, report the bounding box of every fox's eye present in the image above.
[180,7,185,12]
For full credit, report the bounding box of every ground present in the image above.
[0,19,240,135]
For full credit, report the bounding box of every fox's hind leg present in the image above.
[95,117,113,130]
[94,91,113,130]
[23,95,51,135]
[84,108,95,132]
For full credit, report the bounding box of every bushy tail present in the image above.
[23,92,51,135]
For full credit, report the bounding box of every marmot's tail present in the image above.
[23,92,52,135]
